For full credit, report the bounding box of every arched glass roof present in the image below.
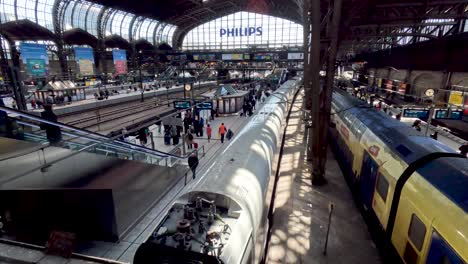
[0,0,177,47]
[182,11,303,50]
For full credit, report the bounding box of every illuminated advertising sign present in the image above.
[220,27,262,37]
[74,47,95,75]
[112,49,127,75]
[20,43,49,77]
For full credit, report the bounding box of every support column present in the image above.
[52,0,68,80]
[97,7,109,84]
[308,0,320,163]
[311,0,342,185]
[303,0,312,111]
[8,40,27,110]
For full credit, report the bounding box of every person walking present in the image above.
[185,131,194,150]
[206,124,212,143]
[251,98,256,110]
[188,153,199,179]
[40,104,62,144]
[219,123,226,143]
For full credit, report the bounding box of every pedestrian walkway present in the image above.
[267,90,382,264]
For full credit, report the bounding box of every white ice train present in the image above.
[134,78,301,264]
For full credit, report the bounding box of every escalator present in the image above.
[0,106,192,243]
[1,105,185,167]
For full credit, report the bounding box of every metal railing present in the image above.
[0,106,194,169]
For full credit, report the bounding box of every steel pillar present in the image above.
[8,39,27,110]
[303,0,312,111]
[52,0,69,80]
[311,0,342,185]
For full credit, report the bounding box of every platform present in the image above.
[29,81,216,116]
[266,91,382,263]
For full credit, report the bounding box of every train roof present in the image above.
[416,157,468,212]
[332,90,455,164]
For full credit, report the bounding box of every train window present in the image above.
[408,214,427,251]
[375,173,389,203]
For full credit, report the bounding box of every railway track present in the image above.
[59,86,214,134]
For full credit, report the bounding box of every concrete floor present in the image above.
[267,91,382,264]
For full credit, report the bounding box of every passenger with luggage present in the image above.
[219,123,226,143]
[226,129,234,141]
[188,153,199,179]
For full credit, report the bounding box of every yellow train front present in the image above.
[329,90,467,264]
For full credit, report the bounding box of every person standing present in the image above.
[242,102,249,117]
[199,117,204,137]
[219,123,226,143]
[188,153,199,179]
[459,142,468,157]
[206,124,212,143]
[138,127,148,146]
[40,104,62,144]
[251,98,256,110]
[171,125,178,145]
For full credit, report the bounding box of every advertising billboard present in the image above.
[74,47,95,75]
[20,42,49,78]
[222,54,243,60]
[112,49,127,75]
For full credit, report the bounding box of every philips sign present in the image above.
[220,27,262,37]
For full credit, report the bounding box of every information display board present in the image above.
[195,102,213,110]
[287,53,304,60]
[74,47,95,75]
[193,54,216,61]
[173,100,192,109]
[20,43,49,77]
[403,109,430,119]
[112,49,127,75]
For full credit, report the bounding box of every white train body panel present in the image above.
[134,78,300,264]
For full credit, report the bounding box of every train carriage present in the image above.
[330,89,467,264]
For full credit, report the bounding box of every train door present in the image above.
[360,151,379,210]
[426,230,464,264]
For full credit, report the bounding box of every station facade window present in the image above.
[182,11,303,50]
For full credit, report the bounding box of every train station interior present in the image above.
[0,0,466,263]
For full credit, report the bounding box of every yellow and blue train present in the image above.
[330,90,467,264]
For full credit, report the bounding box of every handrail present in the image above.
[0,106,180,158]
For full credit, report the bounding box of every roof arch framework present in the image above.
[180,11,304,51]
[0,0,177,49]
